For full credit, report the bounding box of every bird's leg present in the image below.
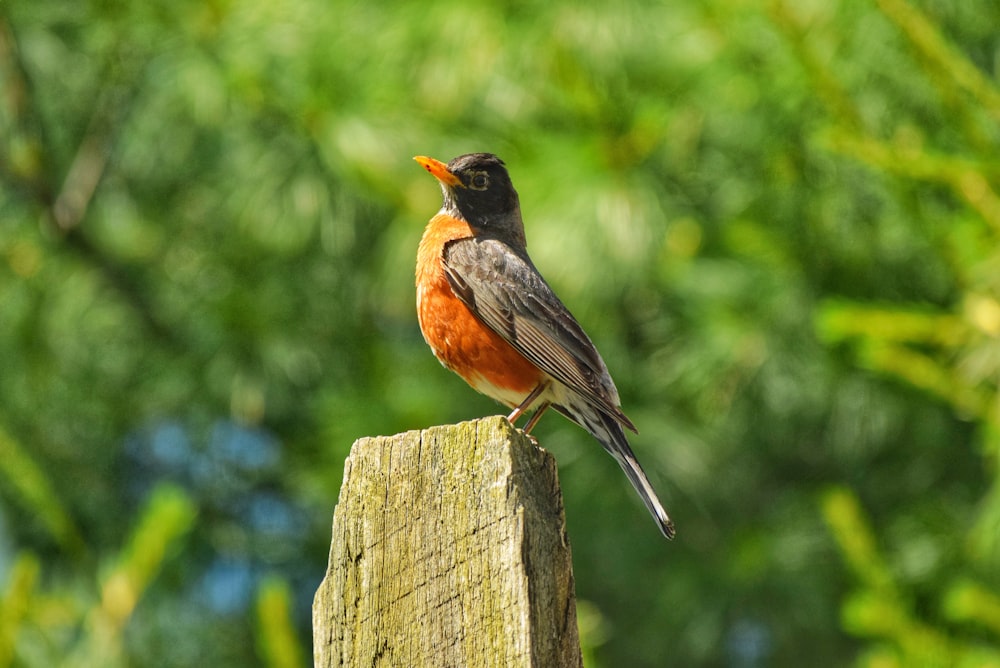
[522,402,550,434]
[507,382,549,425]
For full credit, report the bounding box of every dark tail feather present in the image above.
[555,403,676,539]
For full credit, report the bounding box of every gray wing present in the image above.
[442,237,636,432]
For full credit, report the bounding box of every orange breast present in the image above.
[416,214,542,406]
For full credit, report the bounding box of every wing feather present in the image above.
[442,237,635,431]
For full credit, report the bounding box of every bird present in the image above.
[413,152,675,539]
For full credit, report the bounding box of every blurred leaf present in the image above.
[99,484,198,628]
[823,488,897,600]
[944,579,1000,637]
[874,0,1000,123]
[0,423,83,554]
[0,553,40,668]
[255,577,306,668]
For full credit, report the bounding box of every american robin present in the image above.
[414,153,675,539]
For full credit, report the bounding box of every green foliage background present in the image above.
[1,0,999,665]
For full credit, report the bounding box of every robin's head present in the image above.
[415,153,525,244]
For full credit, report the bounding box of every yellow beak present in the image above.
[414,156,463,188]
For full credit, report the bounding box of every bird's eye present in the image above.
[470,172,489,190]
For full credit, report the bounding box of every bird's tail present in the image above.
[555,401,676,539]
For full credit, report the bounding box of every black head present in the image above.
[415,153,524,244]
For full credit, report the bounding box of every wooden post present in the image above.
[312,416,582,668]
